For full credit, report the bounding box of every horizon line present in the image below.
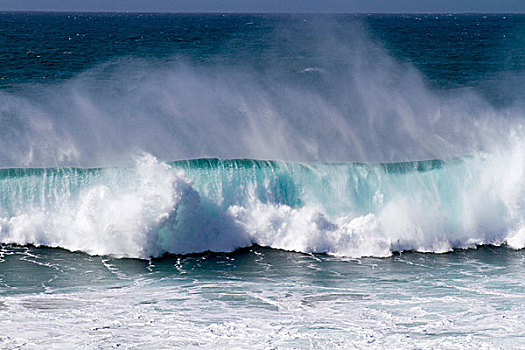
[0,10,522,15]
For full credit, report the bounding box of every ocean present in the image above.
[0,13,524,348]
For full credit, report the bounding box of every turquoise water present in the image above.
[0,154,522,257]
[0,13,524,348]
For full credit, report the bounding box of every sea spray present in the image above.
[0,154,179,256]
[0,144,524,258]
[1,14,524,350]
[0,18,521,167]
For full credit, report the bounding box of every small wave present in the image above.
[300,67,324,73]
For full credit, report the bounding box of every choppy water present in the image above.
[1,245,524,348]
[0,13,524,348]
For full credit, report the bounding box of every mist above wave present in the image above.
[0,19,521,167]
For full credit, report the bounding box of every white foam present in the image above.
[1,263,523,349]
[0,153,253,258]
[1,153,179,257]
[1,143,525,259]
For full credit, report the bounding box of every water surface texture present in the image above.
[0,13,524,348]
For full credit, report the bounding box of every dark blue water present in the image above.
[0,13,522,87]
[0,13,524,348]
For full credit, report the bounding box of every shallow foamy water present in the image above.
[1,245,524,349]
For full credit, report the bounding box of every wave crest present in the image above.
[0,144,524,258]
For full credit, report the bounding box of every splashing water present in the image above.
[0,145,523,259]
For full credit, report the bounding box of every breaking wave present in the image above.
[0,147,524,259]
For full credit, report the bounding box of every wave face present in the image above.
[1,150,524,259]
